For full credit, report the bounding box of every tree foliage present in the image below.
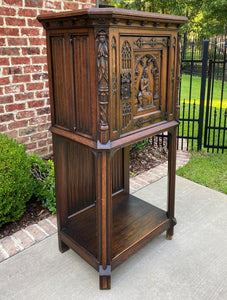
[108,0,227,38]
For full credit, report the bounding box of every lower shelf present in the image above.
[61,193,170,270]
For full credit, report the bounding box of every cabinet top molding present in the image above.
[37,8,187,28]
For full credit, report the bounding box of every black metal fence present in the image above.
[204,38,227,153]
[157,36,227,153]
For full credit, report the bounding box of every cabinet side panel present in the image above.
[67,141,96,216]
[72,35,92,137]
[50,36,71,129]
[53,134,68,228]
[112,149,124,194]
[54,135,95,218]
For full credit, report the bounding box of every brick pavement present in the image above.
[130,150,190,193]
[0,150,190,263]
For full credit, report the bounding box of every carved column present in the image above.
[95,150,112,289]
[153,71,159,102]
[96,30,109,145]
[176,34,182,121]
[111,36,118,132]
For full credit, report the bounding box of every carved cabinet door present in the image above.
[117,34,174,134]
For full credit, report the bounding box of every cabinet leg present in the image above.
[99,265,111,290]
[166,227,174,240]
[58,237,69,253]
[167,128,177,240]
[95,151,112,289]
[166,217,177,240]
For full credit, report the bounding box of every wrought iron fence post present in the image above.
[197,39,209,150]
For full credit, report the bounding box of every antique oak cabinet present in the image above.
[38,8,187,289]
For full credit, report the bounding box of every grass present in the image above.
[180,74,227,106]
[178,74,227,151]
[178,101,226,150]
[176,75,227,193]
[176,151,227,194]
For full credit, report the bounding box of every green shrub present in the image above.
[0,134,33,228]
[130,139,149,151]
[29,154,56,214]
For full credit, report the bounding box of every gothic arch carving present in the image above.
[121,41,131,69]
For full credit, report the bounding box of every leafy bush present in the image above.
[130,139,149,151]
[29,154,56,214]
[0,134,33,228]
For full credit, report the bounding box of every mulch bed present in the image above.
[129,137,168,176]
[0,137,168,240]
[0,197,51,239]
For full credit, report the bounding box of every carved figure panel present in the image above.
[134,54,160,111]
[137,66,153,108]
[97,31,108,89]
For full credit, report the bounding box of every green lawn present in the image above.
[176,151,227,194]
[176,75,227,192]
[178,74,227,151]
[180,74,227,107]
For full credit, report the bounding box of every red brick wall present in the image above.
[0,0,95,156]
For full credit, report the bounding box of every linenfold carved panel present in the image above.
[51,36,69,128]
[71,35,92,136]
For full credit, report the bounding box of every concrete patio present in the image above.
[0,176,226,300]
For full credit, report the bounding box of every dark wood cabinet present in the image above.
[38,8,187,289]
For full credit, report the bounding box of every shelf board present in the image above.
[61,193,170,270]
